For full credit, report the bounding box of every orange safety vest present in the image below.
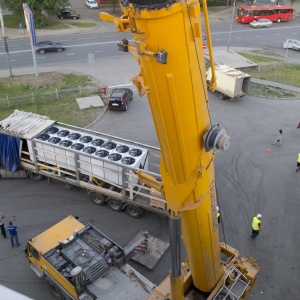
[252,217,261,231]
[298,153,300,163]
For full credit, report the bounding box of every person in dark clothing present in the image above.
[0,212,8,239]
[7,221,20,247]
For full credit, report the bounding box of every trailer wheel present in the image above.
[89,192,106,206]
[125,205,144,218]
[28,171,44,181]
[46,278,64,300]
[107,199,122,212]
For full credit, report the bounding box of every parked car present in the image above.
[283,39,300,51]
[58,10,80,19]
[86,0,99,8]
[250,19,273,28]
[108,88,133,111]
[35,41,66,54]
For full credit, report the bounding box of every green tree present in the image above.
[1,0,70,27]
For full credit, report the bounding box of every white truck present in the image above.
[206,64,251,100]
[0,110,166,218]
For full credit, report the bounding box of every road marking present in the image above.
[103,35,122,38]
[37,57,46,59]
[66,53,75,55]
[235,37,243,39]
[212,25,300,35]
[95,50,103,52]
[78,37,96,40]
[0,49,31,55]
[9,44,20,47]
[58,39,72,42]
[0,40,120,55]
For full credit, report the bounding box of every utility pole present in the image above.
[0,2,13,77]
[227,0,237,52]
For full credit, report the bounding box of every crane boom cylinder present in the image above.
[100,0,259,298]
[169,215,184,300]
[117,0,224,291]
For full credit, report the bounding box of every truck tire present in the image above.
[89,192,106,206]
[46,278,65,300]
[107,199,123,212]
[28,171,44,181]
[125,205,144,218]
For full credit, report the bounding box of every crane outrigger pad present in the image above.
[131,231,169,270]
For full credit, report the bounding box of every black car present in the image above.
[58,10,80,19]
[35,41,65,54]
[108,88,133,111]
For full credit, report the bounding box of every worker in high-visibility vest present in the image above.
[251,214,262,238]
[217,206,220,224]
[296,153,300,172]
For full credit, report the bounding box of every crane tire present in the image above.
[28,171,44,181]
[46,278,64,300]
[125,205,144,218]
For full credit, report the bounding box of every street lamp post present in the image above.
[0,3,13,77]
[227,0,237,52]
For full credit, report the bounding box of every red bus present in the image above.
[236,5,294,24]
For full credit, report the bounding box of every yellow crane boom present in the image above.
[100,0,259,299]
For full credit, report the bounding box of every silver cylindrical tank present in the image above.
[70,266,84,293]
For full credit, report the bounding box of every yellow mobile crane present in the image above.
[100,0,259,299]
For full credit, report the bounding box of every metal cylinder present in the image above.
[169,214,181,278]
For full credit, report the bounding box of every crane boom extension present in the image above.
[100,0,259,299]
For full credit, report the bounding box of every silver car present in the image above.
[283,39,300,51]
[250,19,273,28]
[86,0,99,8]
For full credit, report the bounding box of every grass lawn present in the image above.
[2,14,96,30]
[239,51,300,88]
[0,73,104,127]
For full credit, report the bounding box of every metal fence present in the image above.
[0,86,100,108]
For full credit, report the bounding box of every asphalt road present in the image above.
[1,20,300,69]
[1,79,300,300]
[1,4,300,300]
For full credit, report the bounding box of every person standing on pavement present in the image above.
[273,129,283,146]
[251,214,262,238]
[296,153,300,172]
[7,221,20,247]
[0,212,8,239]
[18,22,24,35]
